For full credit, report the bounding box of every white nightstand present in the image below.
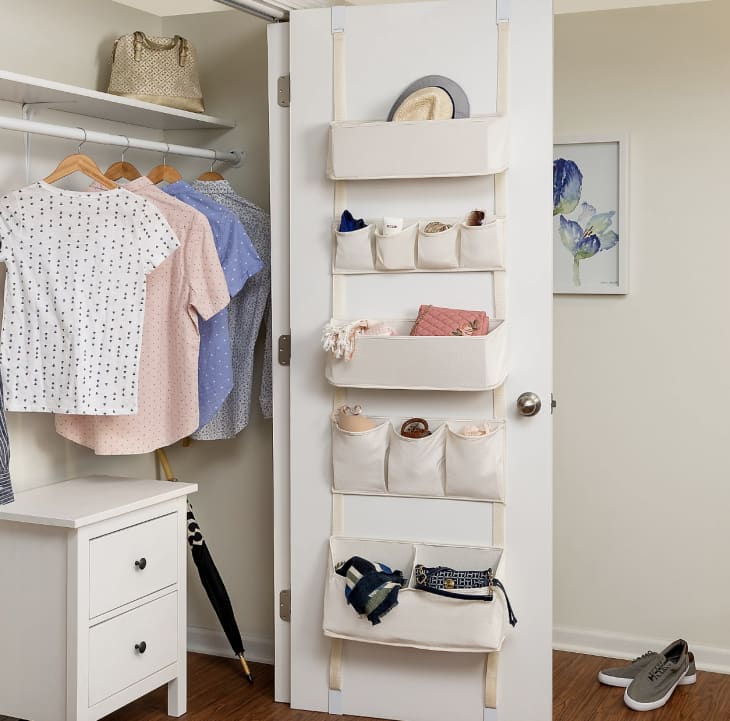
[0,475,198,721]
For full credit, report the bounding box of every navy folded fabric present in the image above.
[336,555,406,625]
[339,210,367,233]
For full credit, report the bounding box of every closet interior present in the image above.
[0,2,553,721]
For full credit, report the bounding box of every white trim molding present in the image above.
[188,626,275,666]
[554,626,730,675]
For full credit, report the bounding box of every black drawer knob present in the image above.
[135,641,147,654]
[134,558,147,570]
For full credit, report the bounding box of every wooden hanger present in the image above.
[44,129,117,190]
[147,144,182,185]
[105,137,142,182]
[197,157,224,182]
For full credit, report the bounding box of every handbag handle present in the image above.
[133,31,190,66]
[400,418,430,438]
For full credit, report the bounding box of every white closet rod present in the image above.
[0,115,244,166]
[212,0,288,22]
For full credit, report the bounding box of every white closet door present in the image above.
[281,2,553,720]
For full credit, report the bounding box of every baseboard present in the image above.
[188,626,275,666]
[554,625,730,675]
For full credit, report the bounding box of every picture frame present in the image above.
[553,134,629,294]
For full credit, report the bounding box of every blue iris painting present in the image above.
[553,158,619,287]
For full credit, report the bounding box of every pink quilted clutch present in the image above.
[410,305,490,337]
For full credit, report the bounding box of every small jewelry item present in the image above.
[334,405,377,432]
[466,209,487,226]
[424,221,452,234]
[462,424,491,437]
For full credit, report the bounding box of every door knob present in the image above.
[517,392,542,417]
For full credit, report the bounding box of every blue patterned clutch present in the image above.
[414,565,519,627]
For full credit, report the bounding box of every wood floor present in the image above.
[103,653,378,721]
[554,650,730,720]
[94,650,730,721]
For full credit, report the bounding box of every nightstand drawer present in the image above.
[88,592,178,707]
[89,512,178,618]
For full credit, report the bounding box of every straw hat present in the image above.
[388,75,470,122]
[390,87,453,122]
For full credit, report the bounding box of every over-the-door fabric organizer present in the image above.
[323,15,511,720]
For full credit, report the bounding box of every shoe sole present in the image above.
[623,671,692,711]
[599,669,696,689]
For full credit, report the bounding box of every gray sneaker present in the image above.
[598,646,697,688]
[624,639,693,711]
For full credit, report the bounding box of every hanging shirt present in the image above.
[0,373,13,505]
[0,182,178,415]
[163,181,263,429]
[54,177,230,454]
[190,180,272,440]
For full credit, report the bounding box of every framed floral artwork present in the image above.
[553,135,629,294]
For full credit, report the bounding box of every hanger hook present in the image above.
[121,135,130,163]
[163,143,170,167]
[208,150,217,173]
[76,127,87,154]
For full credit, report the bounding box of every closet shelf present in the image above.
[325,319,508,392]
[323,537,510,653]
[327,115,508,180]
[0,70,235,130]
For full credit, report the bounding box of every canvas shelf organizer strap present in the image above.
[326,6,511,719]
[108,31,205,112]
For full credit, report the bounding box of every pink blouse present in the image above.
[54,177,229,454]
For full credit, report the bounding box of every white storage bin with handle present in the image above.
[375,223,418,270]
[387,423,446,497]
[445,422,505,501]
[323,537,511,653]
[334,224,376,271]
[417,222,459,269]
[332,419,390,493]
[459,218,505,269]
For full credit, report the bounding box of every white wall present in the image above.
[162,8,275,660]
[554,0,730,669]
[0,0,275,661]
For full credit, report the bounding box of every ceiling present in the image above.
[111,0,710,17]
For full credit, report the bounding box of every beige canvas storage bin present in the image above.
[334,224,376,271]
[323,537,509,652]
[445,422,505,501]
[459,219,506,269]
[325,319,508,391]
[332,420,390,493]
[387,424,445,496]
[417,223,459,269]
[327,115,509,180]
[375,224,418,270]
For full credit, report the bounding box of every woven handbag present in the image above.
[108,31,205,113]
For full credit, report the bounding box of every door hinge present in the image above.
[279,589,291,622]
[551,394,557,414]
[278,334,291,366]
[277,74,290,108]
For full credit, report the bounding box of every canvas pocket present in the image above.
[375,223,418,270]
[445,423,505,501]
[459,219,505,269]
[332,420,390,493]
[335,224,375,271]
[387,423,446,496]
[417,223,459,269]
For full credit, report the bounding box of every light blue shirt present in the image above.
[164,181,263,429]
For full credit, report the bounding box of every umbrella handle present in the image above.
[156,448,177,482]
[239,653,254,684]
